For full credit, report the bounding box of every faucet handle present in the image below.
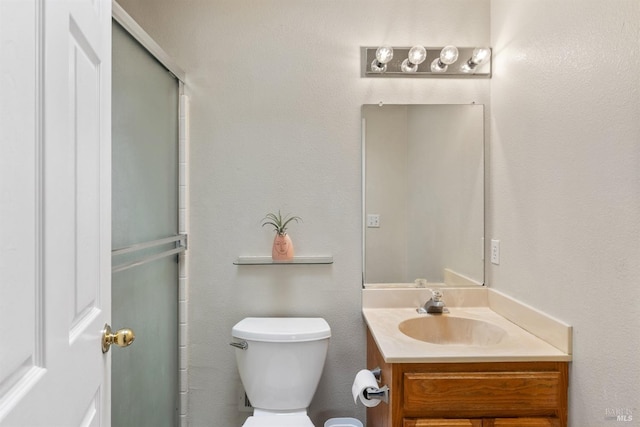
[431,289,443,302]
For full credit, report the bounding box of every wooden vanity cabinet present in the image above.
[366,330,568,427]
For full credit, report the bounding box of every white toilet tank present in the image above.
[231,317,331,413]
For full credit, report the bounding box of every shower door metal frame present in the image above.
[112,234,187,273]
[112,1,190,423]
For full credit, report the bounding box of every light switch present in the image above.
[366,214,380,228]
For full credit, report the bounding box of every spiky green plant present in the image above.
[261,211,302,236]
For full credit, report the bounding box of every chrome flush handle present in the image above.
[229,341,248,350]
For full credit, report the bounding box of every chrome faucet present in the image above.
[417,289,448,314]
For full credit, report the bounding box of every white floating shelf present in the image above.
[234,256,333,265]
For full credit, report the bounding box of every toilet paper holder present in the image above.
[370,367,382,382]
[364,367,389,404]
[363,385,389,404]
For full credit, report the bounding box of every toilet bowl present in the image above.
[242,413,314,427]
[231,317,331,427]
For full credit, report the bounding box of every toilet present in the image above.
[231,317,331,427]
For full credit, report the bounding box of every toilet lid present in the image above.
[232,317,331,342]
[242,415,314,427]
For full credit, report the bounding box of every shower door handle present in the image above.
[102,324,136,353]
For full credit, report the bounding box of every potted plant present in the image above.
[261,210,302,261]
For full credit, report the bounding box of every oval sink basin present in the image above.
[398,316,507,346]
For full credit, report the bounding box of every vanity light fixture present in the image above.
[460,47,492,73]
[363,46,491,78]
[401,45,427,73]
[430,45,459,72]
[371,46,394,73]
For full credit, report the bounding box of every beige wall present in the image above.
[489,1,640,426]
[116,1,490,425]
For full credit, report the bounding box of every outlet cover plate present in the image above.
[491,239,500,265]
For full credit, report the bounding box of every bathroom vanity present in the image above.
[367,329,567,427]
[362,288,572,427]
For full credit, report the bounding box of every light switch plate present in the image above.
[366,214,380,228]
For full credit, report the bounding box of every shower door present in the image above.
[112,20,180,426]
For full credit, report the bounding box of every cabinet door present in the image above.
[404,420,483,427]
[486,418,560,427]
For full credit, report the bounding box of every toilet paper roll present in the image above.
[351,369,381,408]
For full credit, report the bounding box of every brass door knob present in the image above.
[102,324,135,353]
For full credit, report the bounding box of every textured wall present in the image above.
[489,1,640,426]
[116,1,489,425]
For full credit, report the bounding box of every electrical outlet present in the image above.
[366,214,380,228]
[490,239,500,265]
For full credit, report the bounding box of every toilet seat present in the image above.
[242,415,314,427]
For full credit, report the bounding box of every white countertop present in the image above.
[362,288,572,363]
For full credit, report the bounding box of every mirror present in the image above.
[362,104,484,287]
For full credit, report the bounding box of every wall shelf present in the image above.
[234,256,333,265]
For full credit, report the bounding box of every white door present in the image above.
[0,0,112,425]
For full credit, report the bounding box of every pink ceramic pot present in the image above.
[272,233,294,260]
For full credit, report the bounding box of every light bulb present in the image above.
[376,46,394,63]
[371,46,394,73]
[471,48,491,65]
[440,46,459,64]
[431,45,459,72]
[408,46,427,65]
[461,47,491,73]
[401,45,427,73]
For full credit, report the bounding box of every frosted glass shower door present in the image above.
[112,20,179,426]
